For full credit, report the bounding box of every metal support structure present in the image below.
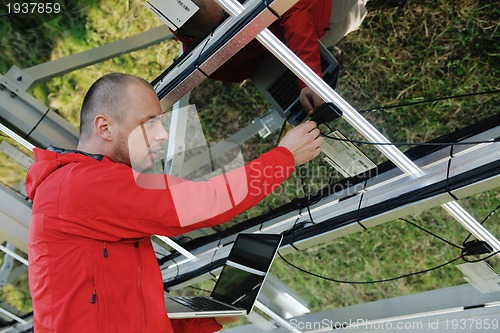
[442,201,500,253]
[161,127,499,286]
[0,0,497,331]
[255,300,302,333]
[8,26,174,90]
[0,307,27,326]
[0,73,79,149]
[215,0,499,256]
[217,0,421,176]
[0,186,31,253]
[258,274,310,319]
[0,316,33,333]
[164,95,194,177]
[0,26,175,151]
[153,0,299,108]
[0,245,28,267]
[245,311,279,330]
[0,125,35,152]
[224,284,500,333]
[0,243,16,286]
[226,109,284,143]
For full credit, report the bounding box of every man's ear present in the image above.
[94,115,112,140]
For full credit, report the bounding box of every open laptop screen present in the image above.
[226,233,283,271]
[210,233,282,313]
[210,264,264,312]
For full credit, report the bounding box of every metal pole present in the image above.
[0,244,28,266]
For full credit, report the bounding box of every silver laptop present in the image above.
[165,233,283,318]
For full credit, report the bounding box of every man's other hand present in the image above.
[299,87,325,115]
[279,121,323,166]
[215,316,240,326]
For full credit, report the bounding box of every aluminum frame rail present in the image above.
[224,284,500,333]
[0,316,33,333]
[0,186,31,254]
[152,0,299,109]
[19,26,173,88]
[0,74,79,149]
[161,126,500,289]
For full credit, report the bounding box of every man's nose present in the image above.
[155,123,169,142]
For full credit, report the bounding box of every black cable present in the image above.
[322,122,335,133]
[274,119,287,147]
[298,165,315,225]
[25,107,50,138]
[359,90,500,114]
[279,210,471,284]
[208,238,223,279]
[279,210,494,284]
[263,0,281,18]
[399,218,464,249]
[445,145,459,200]
[355,180,368,231]
[277,251,462,284]
[192,11,229,77]
[286,216,303,251]
[154,249,180,279]
[173,114,500,260]
[169,254,180,280]
[194,36,214,78]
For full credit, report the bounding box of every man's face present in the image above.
[112,83,168,172]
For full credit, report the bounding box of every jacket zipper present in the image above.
[90,284,97,304]
[90,270,99,329]
[134,241,148,327]
[91,253,97,303]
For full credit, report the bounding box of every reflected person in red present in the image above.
[172,0,369,114]
[26,72,323,333]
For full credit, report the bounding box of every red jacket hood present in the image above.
[25,147,106,201]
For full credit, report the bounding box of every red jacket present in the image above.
[175,0,332,88]
[26,146,294,332]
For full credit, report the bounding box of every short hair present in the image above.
[79,72,152,138]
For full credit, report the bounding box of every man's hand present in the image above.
[299,87,325,115]
[215,316,240,326]
[279,121,323,166]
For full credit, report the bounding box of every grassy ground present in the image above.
[0,0,499,324]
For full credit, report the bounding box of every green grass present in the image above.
[0,0,498,323]
[270,190,500,311]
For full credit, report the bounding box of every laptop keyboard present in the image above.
[173,296,238,311]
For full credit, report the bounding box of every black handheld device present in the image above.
[310,102,343,124]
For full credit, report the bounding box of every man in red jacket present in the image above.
[26,72,323,332]
[172,0,368,114]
